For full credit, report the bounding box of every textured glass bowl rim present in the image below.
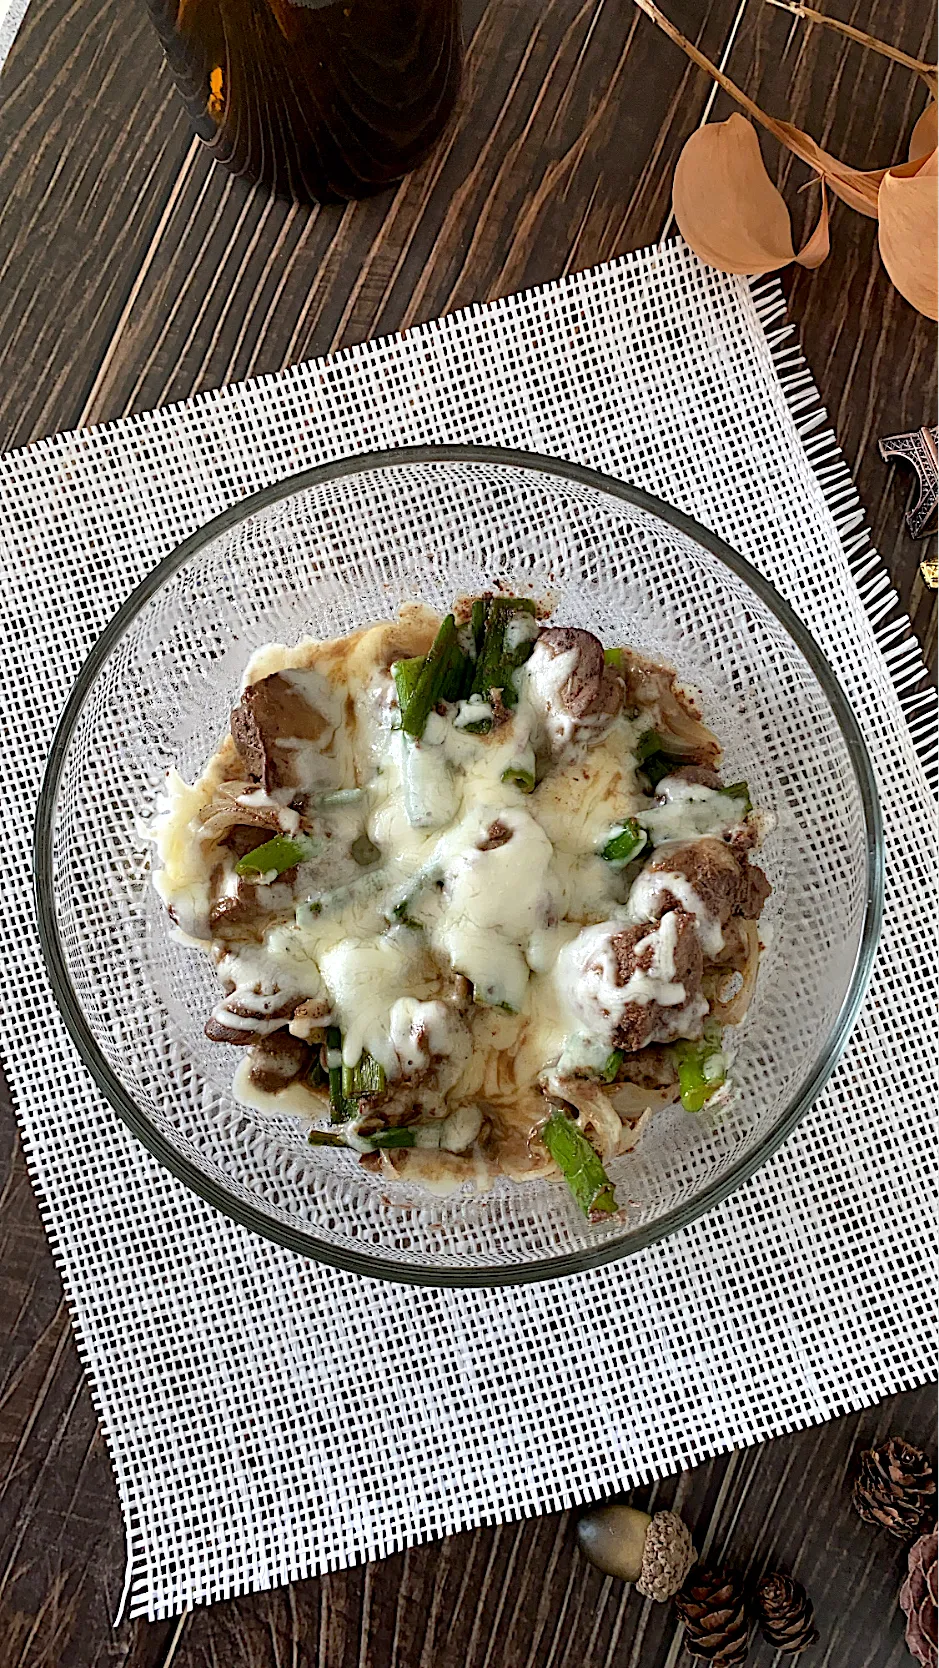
[34,444,884,1288]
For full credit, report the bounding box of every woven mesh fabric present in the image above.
[0,242,934,1619]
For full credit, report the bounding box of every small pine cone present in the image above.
[853,1437,936,1540]
[675,1567,750,1664]
[756,1572,819,1654]
[899,1528,938,1668]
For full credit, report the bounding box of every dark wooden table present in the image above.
[1,1,935,1663]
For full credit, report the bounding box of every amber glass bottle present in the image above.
[147,0,463,203]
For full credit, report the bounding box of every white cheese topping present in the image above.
[620,912,686,1007]
[626,866,725,957]
[639,776,746,845]
[153,611,768,1150]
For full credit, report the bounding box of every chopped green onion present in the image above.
[720,781,752,814]
[307,1129,347,1147]
[601,819,647,865]
[235,833,316,878]
[542,1110,618,1220]
[636,728,664,763]
[470,596,537,710]
[603,646,625,670]
[394,615,467,737]
[369,1127,416,1149]
[326,1026,349,1123]
[674,1038,726,1113]
[392,655,425,721]
[341,1052,387,1102]
[600,1049,623,1083]
[315,787,365,809]
[502,765,535,792]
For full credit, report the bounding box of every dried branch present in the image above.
[765,2,938,98]
[631,0,883,214]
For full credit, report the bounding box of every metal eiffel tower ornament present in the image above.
[878,424,938,588]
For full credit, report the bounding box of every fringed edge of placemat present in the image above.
[749,276,936,790]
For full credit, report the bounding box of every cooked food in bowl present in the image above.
[152,593,773,1220]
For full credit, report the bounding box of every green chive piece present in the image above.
[542,1110,618,1220]
[326,1026,349,1123]
[471,596,490,659]
[394,615,467,737]
[600,1049,623,1083]
[603,647,625,670]
[369,1127,416,1149]
[307,1129,347,1147]
[720,781,752,815]
[470,596,537,709]
[341,1052,387,1102]
[674,1038,726,1113]
[392,655,425,722]
[601,819,647,865]
[235,833,314,878]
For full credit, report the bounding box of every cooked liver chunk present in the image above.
[231,671,331,791]
[647,837,771,925]
[609,909,704,1051]
[536,627,623,726]
[247,1030,313,1094]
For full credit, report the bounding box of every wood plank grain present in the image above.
[0,0,193,453]
[70,0,743,418]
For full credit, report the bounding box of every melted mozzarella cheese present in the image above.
[317,934,436,1074]
[639,776,746,845]
[157,609,764,1118]
[626,865,725,957]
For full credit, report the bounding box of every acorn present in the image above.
[576,1504,696,1601]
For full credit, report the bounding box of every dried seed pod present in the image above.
[756,1571,819,1654]
[878,151,939,321]
[576,1504,695,1600]
[853,1437,936,1539]
[673,114,829,277]
[899,1528,938,1668]
[676,1567,750,1664]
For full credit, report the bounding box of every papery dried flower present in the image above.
[632,0,939,316]
[879,149,939,320]
[909,103,938,162]
[633,0,893,216]
[673,114,828,276]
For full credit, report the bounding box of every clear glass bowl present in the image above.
[35,446,883,1286]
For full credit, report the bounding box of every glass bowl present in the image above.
[35,446,883,1286]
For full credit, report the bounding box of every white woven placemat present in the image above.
[0,241,935,1621]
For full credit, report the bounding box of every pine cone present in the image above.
[900,1528,938,1668]
[756,1572,819,1654]
[675,1567,750,1664]
[853,1438,936,1540]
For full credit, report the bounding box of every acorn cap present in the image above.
[636,1509,697,1601]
